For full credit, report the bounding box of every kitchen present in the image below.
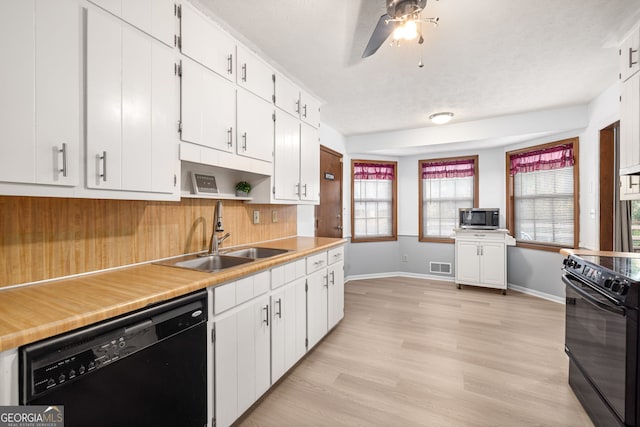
[1,0,639,426]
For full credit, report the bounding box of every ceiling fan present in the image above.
[362,0,439,58]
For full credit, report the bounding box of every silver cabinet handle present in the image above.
[630,47,638,68]
[227,54,233,74]
[59,143,68,177]
[295,183,300,196]
[302,183,307,197]
[241,63,247,82]
[263,304,269,326]
[313,260,324,266]
[99,151,107,182]
[242,132,247,151]
[323,275,328,287]
[303,104,307,118]
[227,127,233,148]
[330,271,335,285]
[276,298,282,318]
[295,99,300,114]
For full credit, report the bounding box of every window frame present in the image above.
[505,137,580,252]
[418,155,479,243]
[350,159,398,243]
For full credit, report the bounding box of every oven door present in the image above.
[564,274,627,422]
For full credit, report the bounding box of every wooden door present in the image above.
[316,146,343,237]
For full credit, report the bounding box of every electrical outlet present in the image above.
[272,210,278,223]
[253,210,260,224]
[402,254,408,262]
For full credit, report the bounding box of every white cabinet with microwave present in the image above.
[453,229,515,294]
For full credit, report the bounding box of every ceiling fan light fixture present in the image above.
[393,18,418,41]
[429,112,454,124]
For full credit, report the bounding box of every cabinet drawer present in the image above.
[214,282,236,314]
[307,252,328,274]
[253,271,270,295]
[327,246,344,265]
[271,259,305,289]
[235,276,254,305]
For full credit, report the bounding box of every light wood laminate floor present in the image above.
[238,277,593,426]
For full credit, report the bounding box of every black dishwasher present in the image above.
[20,290,208,427]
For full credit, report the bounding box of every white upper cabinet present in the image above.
[274,111,301,201]
[181,58,236,153]
[237,44,274,103]
[0,0,79,186]
[89,0,175,47]
[87,8,177,194]
[274,72,300,118]
[300,123,320,202]
[237,88,274,163]
[300,90,321,129]
[620,27,640,83]
[180,1,235,81]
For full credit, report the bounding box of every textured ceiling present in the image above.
[195,0,640,142]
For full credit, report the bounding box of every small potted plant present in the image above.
[235,181,251,197]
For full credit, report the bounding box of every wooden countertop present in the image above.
[0,236,346,352]
[560,248,640,258]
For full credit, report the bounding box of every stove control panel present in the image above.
[563,255,630,300]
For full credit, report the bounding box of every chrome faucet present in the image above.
[205,201,230,255]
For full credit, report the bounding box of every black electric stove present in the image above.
[563,254,640,427]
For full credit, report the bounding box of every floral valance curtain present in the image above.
[353,162,395,180]
[510,143,574,176]
[421,159,475,179]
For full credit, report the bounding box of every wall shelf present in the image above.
[180,191,252,201]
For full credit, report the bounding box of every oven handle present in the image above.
[563,275,626,316]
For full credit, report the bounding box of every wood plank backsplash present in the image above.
[0,196,297,287]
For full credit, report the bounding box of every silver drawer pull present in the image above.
[59,143,68,177]
[99,151,107,182]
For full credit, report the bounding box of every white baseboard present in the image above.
[345,273,565,304]
[345,272,455,284]
[507,283,565,304]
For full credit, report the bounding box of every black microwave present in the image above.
[459,208,500,230]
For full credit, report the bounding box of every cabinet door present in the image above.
[0,0,79,186]
[620,27,640,82]
[35,0,79,186]
[181,1,235,81]
[122,0,175,47]
[307,268,328,349]
[455,241,480,283]
[300,123,320,202]
[87,9,123,189]
[621,175,640,200]
[254,295,271,398]
[620,72,640,174]
[274,72,300,118]
[274,111,300,200]
[300,90,321,128]
[237,89,274,162]
[328,261,344,330]
[214,313,238,427]
[237,44,274,103]
[181,59,236,152]
[271,278,306,383]
[479,243,505,287]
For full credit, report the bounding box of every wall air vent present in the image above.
[429,262,452,274]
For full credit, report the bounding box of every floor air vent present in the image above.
[429,262,452,274]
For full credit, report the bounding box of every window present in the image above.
[419,156,478,242]
[351,160,397,242]
[506,138,579,250]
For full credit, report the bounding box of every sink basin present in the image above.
[223,247,289,259]
[159,254,254,272]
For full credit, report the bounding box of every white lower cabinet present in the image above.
[453,230,514,293]
[211,246,345,427]
[271,277,306,383]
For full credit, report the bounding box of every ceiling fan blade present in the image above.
[362,14,394,58]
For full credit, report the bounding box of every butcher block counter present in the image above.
[560,248,640,258]
[0,236,345,352]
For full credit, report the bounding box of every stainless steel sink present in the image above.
[223,247,289,259]
[157,254,254,272]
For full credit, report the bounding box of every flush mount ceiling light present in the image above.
[429,112,454,124]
